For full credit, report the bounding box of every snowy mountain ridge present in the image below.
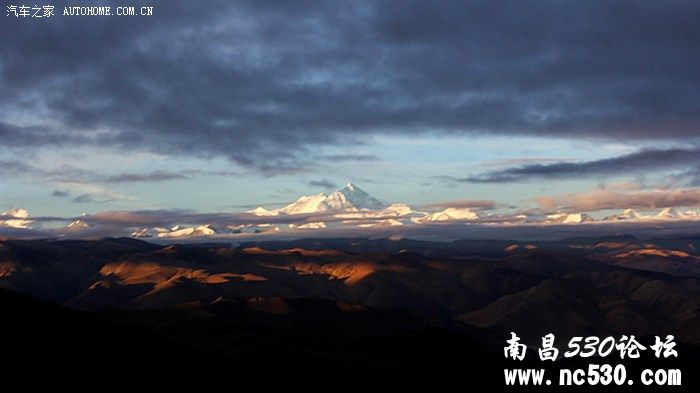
[2,182,699,239]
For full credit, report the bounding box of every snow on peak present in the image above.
[279,193,331,214]
[562,213,594,224]
[1,208,33,228]
[655,207,682,219]
[621,208,644,219]
[158,224,221,238]
[250,183,385,216]
[416,207,479,222]
[380,204,414,217]
[289,221,327,230]
[68,220,90,230]
[326,183,384,211]
[602,208,700,222]
[3,208,29,219]
[120,183,700,239]
[131,228,154,238]
[249,206,279,216]
[547,212,595,224]
[604,208,644,221]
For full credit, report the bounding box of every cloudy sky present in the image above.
[2,0,699,219]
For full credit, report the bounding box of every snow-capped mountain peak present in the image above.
[251,183,385,216]
[546,212,595,224]
[249,206,278,216]
[562,213,594,224]
[0,208,33,229]
[621,208,644,219]
[415,207,479,222]
[604,208,644,221]
[278,193,330,214]
[326,183,384,211]
[380,204,414,217]
[156,223,227,238]
[68,220,90,230]
[655,207,683,219]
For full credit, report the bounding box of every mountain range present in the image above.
[3,235,699,389]
[2,235,699,343]
[2,183,699,239]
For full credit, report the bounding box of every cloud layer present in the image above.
[1,159,238,184]
[464,148,700,183]
[2,1,699,172]
[536,188,700,212]
[423,199,497,210]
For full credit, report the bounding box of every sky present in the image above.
[2,0,699,221]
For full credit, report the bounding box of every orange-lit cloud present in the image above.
[536,188,700,212]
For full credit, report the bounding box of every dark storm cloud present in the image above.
[52,189,69,197]
[104,171,188,183]
[463,147,700,183]
[308,179,337,189]
[319,154,380,162]
[72,194,97,203]
[1,159,238,184]
[2,1,699,172]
